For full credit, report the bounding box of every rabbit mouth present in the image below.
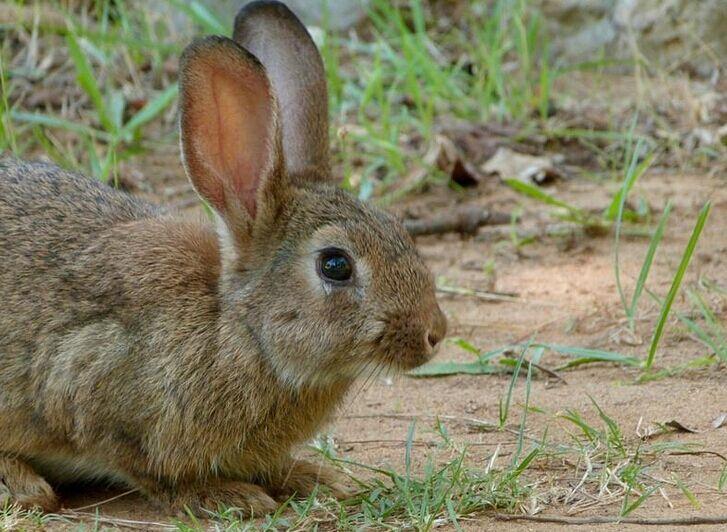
[367,330,437,372]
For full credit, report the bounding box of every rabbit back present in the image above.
[0,159,159,452]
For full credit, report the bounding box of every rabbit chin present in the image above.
[263,343,428,391]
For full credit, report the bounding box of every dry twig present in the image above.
[494,513,727,526]
[404,207,510,237]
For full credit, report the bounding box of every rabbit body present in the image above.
[0,161,353,511]
[0,1,446,515]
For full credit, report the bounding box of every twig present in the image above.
[404,207,510,237]
[669,450,727,461]
[436,285,521,303]
[504,352,567,384]
[346,413,539,442]
[494,513,727,525]
[437,284,558,307]
[341,438,510,448]
[61,510,175,530]
[68,488,140,511]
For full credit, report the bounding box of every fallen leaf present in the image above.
[427,134,483,186]
[712,413,727,429]
[664,420,699,434]
[639,419,700,440]
[482,146,563,185]
[397,134,484,192]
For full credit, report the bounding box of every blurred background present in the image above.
[0,0,723,196]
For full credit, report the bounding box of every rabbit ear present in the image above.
[179,36,283,225]
[233,1,331,179]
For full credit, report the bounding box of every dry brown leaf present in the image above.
[426,134,483,187]
[639,419,701,440]
[664,420,699,434]
[398,134,483,192]
[482,147,563,185]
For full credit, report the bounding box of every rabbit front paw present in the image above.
[268,459,353,500]
[172,479,278,518]
[0,455,59,512]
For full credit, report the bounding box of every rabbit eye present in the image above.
[318,248,353,283]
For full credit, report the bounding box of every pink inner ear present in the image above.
[182,48,275,220]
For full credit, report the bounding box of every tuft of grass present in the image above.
[251,424,540,530]
[556,400,701,516]
[412,339,640,379]
[3,0,181,181]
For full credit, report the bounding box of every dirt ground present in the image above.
[37,150,725,531]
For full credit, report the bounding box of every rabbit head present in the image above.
[178,2,446,390]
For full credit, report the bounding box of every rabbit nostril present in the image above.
[427,332,440,348]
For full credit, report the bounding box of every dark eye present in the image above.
[319,248,353,283]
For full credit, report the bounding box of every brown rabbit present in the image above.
[0,0,446,516]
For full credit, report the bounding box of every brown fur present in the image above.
[0,1,446,516]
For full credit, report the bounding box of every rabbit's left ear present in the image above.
[179,36,285,230]
[233,1,331,180]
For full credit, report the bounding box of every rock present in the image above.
[533,0,726,77]
[207,0,368,31]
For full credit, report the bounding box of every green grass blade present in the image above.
[647,287,725,360]
[504,178,580,214]
[605,150,654,221]
[673,475,700,509]
[66,33,116,134]
[9,111,111,142]
[499,340,531,427]
[645,201,712,368]
[531,343,640,368]
[686,289,727,356]
[627,201,673,329]
[0,53,17,153]
[588,396,625,456]
[621,486,656,517]
[408,361,506,377]
[612,139,646,316]
[513,363,533,464]
[168,0,227,35]
[560,409,600,443]
[119,85,179,140]
[510,448,539,479]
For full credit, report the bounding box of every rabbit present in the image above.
[0,0,446,517]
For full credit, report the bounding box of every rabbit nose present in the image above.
[426,305,447,349]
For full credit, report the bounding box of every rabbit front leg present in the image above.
[126,471,278,518]
[171,479,278,517]
[265,458,353,500]
[0,454,59,512]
